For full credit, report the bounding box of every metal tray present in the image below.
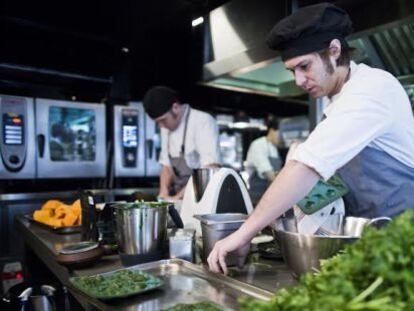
[70,270,164,300]
[24,214,81,234]
[67,259,273,311]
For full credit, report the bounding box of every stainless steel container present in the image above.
[114,202,169,255]
[169,229,196,262]
[192,168,220,202]
[194,213,248,266]
[275,229,357,277]
[274,215,391,276]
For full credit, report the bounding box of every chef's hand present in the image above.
[207,231,250,275]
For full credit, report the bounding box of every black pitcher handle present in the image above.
[168,205,184,229]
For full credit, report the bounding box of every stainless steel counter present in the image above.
[16,215,297,310]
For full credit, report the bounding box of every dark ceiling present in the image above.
[0,0,229,102]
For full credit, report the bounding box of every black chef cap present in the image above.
[143,86,179,119]
[266,115,279,130]
[266,2,353,61]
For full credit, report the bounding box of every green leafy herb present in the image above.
[71,269,162,298]
[241,210,414,311]
[163,301,231,311]
[116,201,170,210]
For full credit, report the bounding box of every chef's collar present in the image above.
[323,61,357,116]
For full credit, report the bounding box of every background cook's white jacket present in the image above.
[246,136,280,179]
[291,61,414,180]
[159,104,221,168]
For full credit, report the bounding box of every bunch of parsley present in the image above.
[241,210,414,311]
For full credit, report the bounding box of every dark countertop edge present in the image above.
[15,215,109,310]
[1,188,158,204]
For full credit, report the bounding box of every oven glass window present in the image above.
[49,107,96,161]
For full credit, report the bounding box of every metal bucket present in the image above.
[192,168,220,202]
[114,202,169,255]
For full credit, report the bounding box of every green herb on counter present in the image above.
[241,210,414,311]
[163,301,231,311]
[71,269,162,299]
[116,201,170,210]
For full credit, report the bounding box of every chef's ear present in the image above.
[171,102,180,113]
[328,39,342,60]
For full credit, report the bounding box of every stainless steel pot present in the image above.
[114,202,183,255]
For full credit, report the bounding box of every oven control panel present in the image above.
[121,108,138,168]
[0,97,28,172]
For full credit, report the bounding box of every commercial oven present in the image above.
[35,98,106,178]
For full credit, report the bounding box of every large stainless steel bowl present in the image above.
[275,229,357,277]
[113,202,169,255]
[274,216,391,277]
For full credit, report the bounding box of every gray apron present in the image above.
[168,107,192,195]
[338,146,414,218]
[248,143,282,206]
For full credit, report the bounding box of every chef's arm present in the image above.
[159,165,173,198]
[238,160,320,241]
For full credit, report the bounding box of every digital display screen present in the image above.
[122,125,138,147]
[3,113,24,145]
[49,106,96,161]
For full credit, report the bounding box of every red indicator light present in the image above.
[12,118,22,124]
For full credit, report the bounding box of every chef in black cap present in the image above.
[143,86,221,200]
[208,2,414,274]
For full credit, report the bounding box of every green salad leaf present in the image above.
[241,210,414,311]
[71,269,162,299]
[163,301,231,311]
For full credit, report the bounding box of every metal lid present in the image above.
[169,229,195,241]
[59,241,99,255]
[193,213,248,225]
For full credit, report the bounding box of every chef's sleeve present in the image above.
[291,92,393,180]
[158,128,171,167]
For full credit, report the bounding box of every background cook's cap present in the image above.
[266,2,353,61]
[143,86,179,119]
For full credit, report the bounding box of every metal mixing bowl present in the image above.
[273,215,391,277]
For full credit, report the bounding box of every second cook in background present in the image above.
[245,116,282,205]
[143,86,221,201]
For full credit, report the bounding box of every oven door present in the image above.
[35,98,106,178]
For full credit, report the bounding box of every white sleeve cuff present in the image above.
[290,144,336,181]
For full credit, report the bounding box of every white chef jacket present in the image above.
[159,104,221,168]
[246,136,280,179]
[291,61,414,180]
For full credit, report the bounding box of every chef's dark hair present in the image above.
[266,115,279,132]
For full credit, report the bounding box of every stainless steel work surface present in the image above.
[16,215,298,310]
[69,259,273,310]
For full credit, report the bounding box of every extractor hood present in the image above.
[201,0,414,104]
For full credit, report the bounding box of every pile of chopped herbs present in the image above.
[241,210,414,311]
[163,301,231,311]
[71,269,162,298]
